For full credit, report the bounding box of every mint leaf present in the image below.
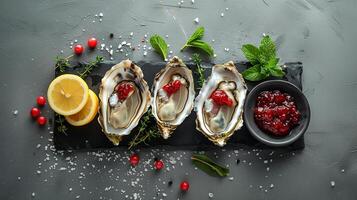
[181,26,214,56]
[269,65,285,77]
[189,40,214,56]
[267,57,279,67]
[191,154,229,177]
[241,44,260,64]
[259,35,276,63]
[242,65,268,81]
[241,35,283,81]
[187,26,204,44]
[150,34,168,60]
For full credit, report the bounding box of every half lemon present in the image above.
[65,90,99,126]
[47,74,89,116]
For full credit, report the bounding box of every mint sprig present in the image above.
[241,35,284,81]
[181,27,214,56]
[150,34,168,60]
[191,154,229,177]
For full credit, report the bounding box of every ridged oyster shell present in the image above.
[195,61,247,146]
[151,56,195,139]
[98,60,151,145]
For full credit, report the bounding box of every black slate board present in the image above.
[53,61,303,150]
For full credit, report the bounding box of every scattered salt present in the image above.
[194,17,199,24]
[330,181,335,187]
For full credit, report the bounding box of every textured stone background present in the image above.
[0,0,357,199]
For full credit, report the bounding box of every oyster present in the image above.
[98,60,151,145]
[195,61,247,146]
[152,56,195,139]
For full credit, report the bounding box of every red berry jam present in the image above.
[162,80,182,96]
[254,90,300,136]
[116,82,135,101]
[210,90,233,107]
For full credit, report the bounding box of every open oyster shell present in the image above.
[98,60,151,145]
[195,61,247,146]
[151,56,195,139]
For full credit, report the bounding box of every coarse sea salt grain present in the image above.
[330,181,335,187]
[194,17,199,24]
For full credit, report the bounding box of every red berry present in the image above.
[154,160,164,170]
[30,107,41,118]
[162,80,182,96]
[87,37,98,49]
[210,90,233,107]
[274,94,286,104]
[36,96,46,106]
[37,116,47,126]
[116,83,135,100]
[180,181,190,191]
[73,44,84,55]
[129,154,140,166]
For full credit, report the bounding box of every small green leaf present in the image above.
[259,35,276,62]
[150,34,168,60]
[242,65,270,81]
[181,26,214,56]
[187,26,205,44]
[191,154,229,177]
[267,57,279,68]
[241,44,260,64]
[269,65,285,77]
[189,40,214,56]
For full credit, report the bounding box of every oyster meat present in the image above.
[152,56,195,139]
[98,60,151,145]
[195,61,247,146]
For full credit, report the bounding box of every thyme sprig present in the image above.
[55,55,72,72]
[128,109,160,149]
[55,114,68,135]
[192,53,205,88]
[78,56,104,79]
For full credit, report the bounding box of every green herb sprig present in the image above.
[55,56,72,72]
[191,154,229,177]
[128,109,160,149]
[241,35,284,81]
[56,114,67,135]
[192,53,205,88]
[181,27,214,56]
[78,56,104,79]
[149,34,168,60]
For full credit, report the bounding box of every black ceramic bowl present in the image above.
[244,80,311,147]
